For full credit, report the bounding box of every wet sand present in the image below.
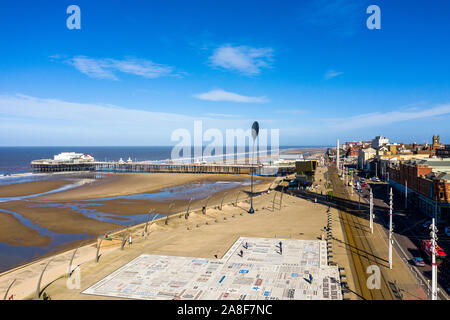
[0,173,274,252]
[0,180,72,197]
[0,202,121,237]
[0,211,51,247]
[35,173,266,201]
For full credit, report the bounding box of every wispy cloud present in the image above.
[323,104,450,129]
[209,45,273,75]
[58,56,176,80]
[194,89,268,103]
[325,69,343,80]
[274,109,308,115]
[205,113,241,118]
[0,94,250,145]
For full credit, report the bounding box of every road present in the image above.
[351,171,450,300]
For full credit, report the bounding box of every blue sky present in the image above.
[0,0,449,146]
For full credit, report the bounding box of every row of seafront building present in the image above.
[334,135,450,224]
[388,159,450,222]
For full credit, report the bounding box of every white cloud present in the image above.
[325,70,343,80]
[63,56,175,80]
[274,109,308,115]
[323,104,450,129]
[194,89,268,103]
[69,56,118,80]
[209,45,273,75]
[0,94,251,145]
[205,113,241,118]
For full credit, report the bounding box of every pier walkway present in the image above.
[31,161,294,175]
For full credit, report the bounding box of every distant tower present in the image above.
[336,139,340,170]
[432,135,440,149]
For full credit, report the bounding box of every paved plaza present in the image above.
[82,237,342,300]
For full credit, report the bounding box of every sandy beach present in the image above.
[280,147,327,155]
[0,172,274,272]
[0,179,72,197]
[0,189,341,300]
[34,173,270,201]
[0,212,52,247]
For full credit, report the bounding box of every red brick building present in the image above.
[345,146,361,157]
[388,159,450,221]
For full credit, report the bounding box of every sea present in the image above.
[0,146,326,177]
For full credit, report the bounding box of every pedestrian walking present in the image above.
[239,250,243,257]
[128,234,132,245]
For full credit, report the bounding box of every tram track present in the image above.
[329,166,395,300]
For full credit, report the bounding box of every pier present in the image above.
[30,160,295,175]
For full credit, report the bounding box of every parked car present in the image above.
[360,178,365,182]
[362,183,368,188]
[412,257,425,267]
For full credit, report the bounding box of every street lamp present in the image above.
[389,188,393,269]
[431,196,439,300]
[248,121,259,214]
[369,188,373,234]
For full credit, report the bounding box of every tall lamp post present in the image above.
[389,188,393,269]
[248,121,259,214]
[405,179,408,210]
[431,196,438,300]
[369,188,374,234]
